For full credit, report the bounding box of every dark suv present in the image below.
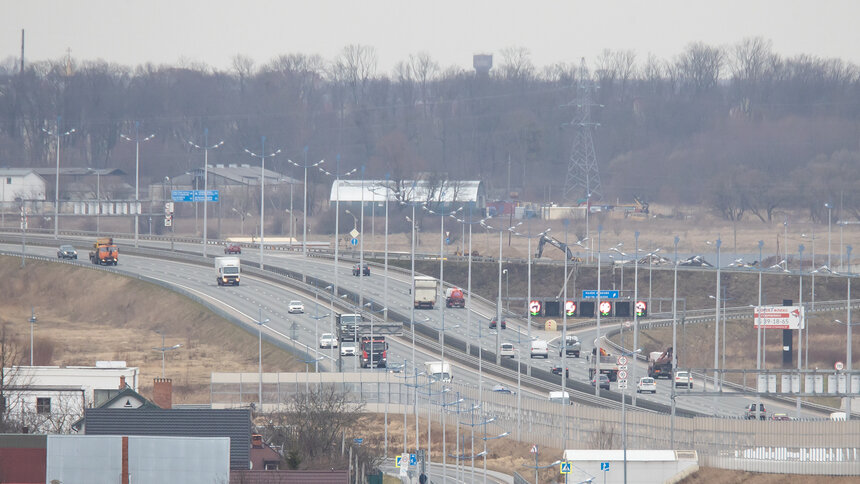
[744,403,767,420]
[57,245,78,259]
[352,263,370,276]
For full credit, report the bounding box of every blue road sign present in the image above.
[350,237,359,246]
[409,453,418,466]
[600,462,610,471]
[171,190,219,202]
[353,438,363,445]
[582,290,619,299]
[395,455,402,468]
[560,462,572,474]
[445,237,451,245]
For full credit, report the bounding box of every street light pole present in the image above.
[244,137,282,269]
[714,238,722,390]
[670,235,679,447]
[825,203,833,269]
[288,147,324,257]
[29,307,36,366]
[120,122,156,249]
[42,116,75,239]
[256,308,270,408]
[633,231,640,407]
[187,128,222,257]
[152,332,182,378]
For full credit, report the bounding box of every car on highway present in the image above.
[559,335,581,358]
[548,391,570,405]
[530,339,548,358]
[288,300,304,313]
[744,403,768,420]
[319,333,337,348]
[551,366,570,378]
[57,245,78,259]
[499,342,515,358]
[388,362,404,373]
[341,341,356,356]
[591,374,610,390]
[636,377,657,394]
[674,371,693,388]
[492,384,515,394]
[224,243,242,254]
[489,319,506,330]
[352,263,370,276]
[771,413,790,421]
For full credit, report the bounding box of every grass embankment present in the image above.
[0,256,305,403]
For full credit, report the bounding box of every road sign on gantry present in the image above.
[635,300,647,317]
[565,300,577,316]
[529,300,542,316]
[754,306,805,329]
[599,301,612,316]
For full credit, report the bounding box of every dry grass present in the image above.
[0,256,306,404]
[680,467,860,483]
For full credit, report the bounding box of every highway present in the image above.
[0,233,843,420]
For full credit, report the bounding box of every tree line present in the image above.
[0,37,858,222]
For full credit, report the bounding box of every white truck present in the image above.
[530,339,549,359]
[413,276,438,309]
[215,256,241,286]
[425,361,452,383]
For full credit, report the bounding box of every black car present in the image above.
[352,263,370,276]
[489,319,506,330]
[57,245,78,259]
[591,374,610,390]
[551,366,570,378]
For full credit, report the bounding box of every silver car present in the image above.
[57,245,78,259]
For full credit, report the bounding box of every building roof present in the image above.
[30,167,126,177]
[0,168,41,177]
[329,180,484,203]
[83,408,251,469]
[182,164,299,186]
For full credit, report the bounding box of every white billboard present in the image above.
[754,306,805,329]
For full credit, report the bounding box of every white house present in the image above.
[0,168,47,203]
[2,361,139,434]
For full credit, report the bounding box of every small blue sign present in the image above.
[350,238,359,246]
[445,237,451,245]
[353,438,363,445]
[395,455,402,468]
[409,453,418,466]
[560,462,572,474]
[582,290,619,299]
[600,462,610,471]
[171,189,219,202]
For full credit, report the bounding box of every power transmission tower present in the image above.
[563,57,603,204]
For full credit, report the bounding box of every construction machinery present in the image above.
[89,237,118,265]
[535,233,582,261]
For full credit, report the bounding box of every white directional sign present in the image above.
[618,381,628,389]
[618,365,628,371]
[754,306,805,329]
[617,355,628,366]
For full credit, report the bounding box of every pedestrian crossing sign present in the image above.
[560,461,572,474]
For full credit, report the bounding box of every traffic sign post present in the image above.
[560,461,572,474]
[395,455,402,468]
[529,300,542,316]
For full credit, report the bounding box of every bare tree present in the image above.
[676,42,725,94]
[498,46,535,84]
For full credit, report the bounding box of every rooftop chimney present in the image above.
[153,377,172,409]
[251,434,263,449]
[119,376,126,389]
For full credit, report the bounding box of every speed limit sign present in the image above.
[618,370,628,380]
[835,361,844,371]
[617,355,628,366]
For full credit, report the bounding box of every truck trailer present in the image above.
[413,276,438,309]
[445,287,465,308]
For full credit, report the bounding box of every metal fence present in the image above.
[212,372,860,476]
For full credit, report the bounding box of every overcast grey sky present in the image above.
[4,1,860,73]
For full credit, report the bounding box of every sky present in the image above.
[4,1,860,73]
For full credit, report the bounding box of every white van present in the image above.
[549,391,570,404]
[500,343,515,358]
[530,339,549,359]
[425,361,452,382]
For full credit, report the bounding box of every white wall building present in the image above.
[2,361,139,434]
[0,168,47,203]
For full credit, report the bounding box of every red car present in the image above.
[224,243,242,254]
[489,319,506,330]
